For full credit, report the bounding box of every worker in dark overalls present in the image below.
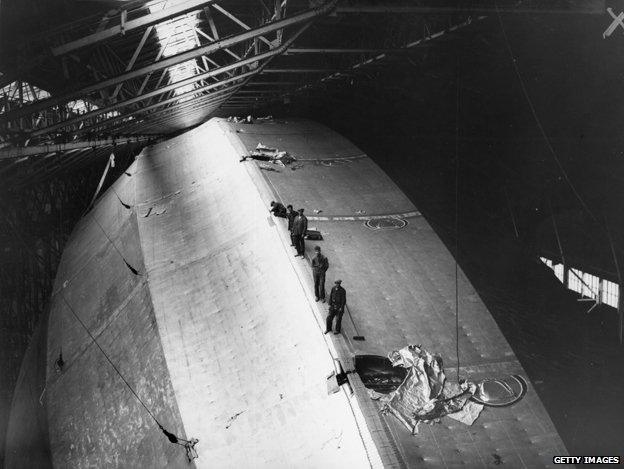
[311,246,329,302]
[286,204,297,247]
[292,208,308,257]
[269,200,287,218]
[325,279,346,335]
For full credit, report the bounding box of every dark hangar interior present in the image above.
[1,0,623,466]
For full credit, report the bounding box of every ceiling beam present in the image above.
[234,90,282,94]
[1,1,337,125]
[52,0,222,56]
[261,69,337,73]
[120,95,233,133]
[25,16,318,139]
[245,81,298,85]
[29,68,259,138]
[212,4,274,47]
[124,20,316,133]
[76,83,246,136]
[286,48,406,54]
[284,14,486,101]
[133,104,229,132]
[0,136,153,160]
[335,2,604,15]
[111,26,154,100]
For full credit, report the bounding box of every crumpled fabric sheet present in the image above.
[377,345,483,433]
[227,115,253,124]
[251,143,297,165]
[447,400,483,425]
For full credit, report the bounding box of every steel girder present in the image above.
[28,68,259,138]
[20,6,321,140]
[225,2,598,117]
[52,0,223,57]
[102,21,313,136]
[75,84,244,137]
[334,2,603,15]
[0,0,222,94]
[270,15,488,107]
[0,136,152,160]
[0,1,338,128]
[261,68,338,73]
[286,48,412,54]
[117,94,235,134]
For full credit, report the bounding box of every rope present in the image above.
[496,1,624,340]
[495,2,597,223]
[605,216,624,344]
[2,171,186,447]
[111,186,132,209]
[91,213,142,275]
[454,53,461,382]
[59,292,199,453]
[84,154,115,215]
[59,293,162,426]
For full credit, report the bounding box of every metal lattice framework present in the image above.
[0,1,338,148]
[0,0,602,172]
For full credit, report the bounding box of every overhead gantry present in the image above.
[0,0,603,167]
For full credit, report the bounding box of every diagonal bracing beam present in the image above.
[26,13,323,139]
[122,95,233,133]
[104,91,235,135]
[1,1,338,126]
[113,20,315,134]
[211,4,274,47]
[29,48,278,137]
[334,2,604,15]
[279,15,486,104]
[75,81,247,137]
[52,0,222,56]
[111,26,154,100]
[0,136,152,160]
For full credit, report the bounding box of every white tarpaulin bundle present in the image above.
[374,345,483,434]
[251,143,297,165]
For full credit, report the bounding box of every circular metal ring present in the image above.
[365,217,407,230]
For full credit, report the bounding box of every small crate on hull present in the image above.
[305,229,323,240]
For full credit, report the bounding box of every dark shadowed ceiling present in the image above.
[0,1,603,178]
[2,1,624,462]
[1,0,623,275]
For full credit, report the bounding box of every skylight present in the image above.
[540,256,619,309]
[150,2,202,96]
[0,81,50,104]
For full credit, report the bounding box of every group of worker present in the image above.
[270,201,347,334]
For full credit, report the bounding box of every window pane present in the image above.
[568,268,582,293]
[582,272,598,298]
[601,279,619,308]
